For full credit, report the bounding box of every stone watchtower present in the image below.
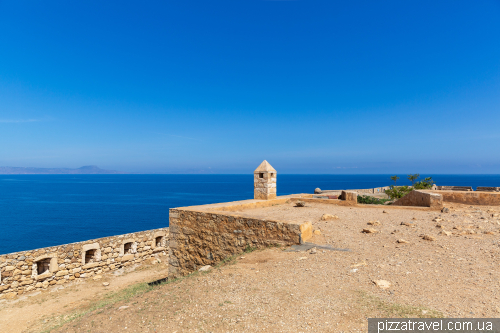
[254,160,277,200]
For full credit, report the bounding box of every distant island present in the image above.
[0,165,125,174]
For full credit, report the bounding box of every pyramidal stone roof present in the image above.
[254,160,276,173]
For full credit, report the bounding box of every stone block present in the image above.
[393,190,443,208]
[120,254,134,262]
[82,262,100,270]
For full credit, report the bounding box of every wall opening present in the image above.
[36,258,51,275]
[259,173,263,178]
[155,236,164,247]
[124,242,133,254]
[85,249,96,264]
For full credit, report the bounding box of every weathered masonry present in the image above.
[254,160,277,200]
[0,228,168,300]
[167,206,304,278]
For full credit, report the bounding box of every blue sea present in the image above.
[1,174,499,255]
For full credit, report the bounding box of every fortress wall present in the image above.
[321,186,390,194]
[168,208,302,278]
[429,190,500,206]
[0,227,169,300]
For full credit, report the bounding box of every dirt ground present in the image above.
[3,202,500,332]
[0,260,169,333]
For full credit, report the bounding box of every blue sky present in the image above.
[1,1,499,174]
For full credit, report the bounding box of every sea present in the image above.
[1,174,499,255]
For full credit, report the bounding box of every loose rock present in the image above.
[362,228,379,234]
[198,265,212,272]
[367,221,380,226]
[397,239,409,244]
[373,280,391,289]
[441,207,450,213]
[321,214,339,220]
[422,235,436,241]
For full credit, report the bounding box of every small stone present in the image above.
[401,222,415,227]
[422,235,436,241]
[367,221,380,226]
[314,188,322,194]
[383,210,388,213]
[103,282,110,286]
[310,247,317,254]
[441,207,450,213]
[198,265,212,272]
[313,230,321,235]
[350,262,367,268]
[362,228,379,234]
[295,201,306,207]
[321,214,339,221]
[118,306,130,310]
[373,280,391,289]
[436,224,444,229]
[439,230,452,236]
[397,239,409,244]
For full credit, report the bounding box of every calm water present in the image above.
[1,174,499,254]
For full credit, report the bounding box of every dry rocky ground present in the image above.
[2,202,500,332]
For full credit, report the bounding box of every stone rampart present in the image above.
[320,186,389,194]
[0,228,168,300]
[168,208,302,278]
[429,190,500,206]
[437,186,473,191]
[392,190,443,209]
[477,187,500,192]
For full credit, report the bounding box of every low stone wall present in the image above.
[477,187,500,192]
[430,190,500,206]
[0,228,169,300]
[437,186,473,191]
[392,190,443,209]
[168,208,302,278]
[321,187,389,194]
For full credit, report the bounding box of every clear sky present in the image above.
[1,1,499,174]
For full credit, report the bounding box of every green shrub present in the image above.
[357,195,393,205]
[413,177,434,189]
[385,175,435,199]
[385,185,412,200]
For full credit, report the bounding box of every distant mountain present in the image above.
[0,166,125,174]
